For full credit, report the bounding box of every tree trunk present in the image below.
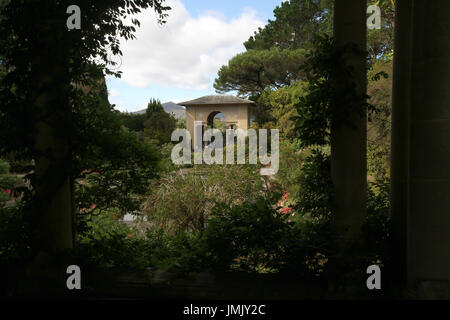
[22,55,74,294]
[33,124,73,253]
[389,0,413,289]
[330,0,367,253]
[32,55,73,254]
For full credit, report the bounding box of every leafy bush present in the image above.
[76,209,149,269]
[144,227,206,272]
[367,143,390,182]
[203,197,290,272]
[72,148,389,277]
[276,139,307,204]
[294,147,333,220]
[258,81,308,140]
[276,146,334,276]
[73,118,161,228]
[276,141,332,220]
[363,178,391,263]
[367,59,392,182]
[0,159,22,204]
[201,196,330,278]
[0,205,33,264]
[76,209,207,272]
[143,164,267,234]
[293,35,375,148]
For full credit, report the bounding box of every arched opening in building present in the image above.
[206,111,226,130]
[205,111,228,148]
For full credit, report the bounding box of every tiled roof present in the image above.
[179,94,254,106]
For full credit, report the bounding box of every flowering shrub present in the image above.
[279,206,293,215]
[202,196,331,277]
[0,159,22,204]
[278,191,294,218]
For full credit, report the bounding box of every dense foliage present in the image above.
[0,159,22,203]
[143,99,177,145]
[0,0,396,298]
[214,48,307,97]
[244,0,333,51]
[143,165,268,234]
[293,35,376,147]
[0,0,170,263]
[118,99,177,145]
[256,81,308,139]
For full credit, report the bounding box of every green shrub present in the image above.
[143,164,267,234]
[0,205,33,264]
[367,143,390,181]
[0,158,22,203]
[203,197,290,272]
[294,147,333,220]
[76,209,208,272]
[276,139,307,204]
[76,210,150,269]
[363,178,391,264]
[144,227,207,272]
[278,218,331,277]
[201,196,331,277]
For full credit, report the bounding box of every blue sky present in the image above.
[106,0,283,112]
[183,0,282,20]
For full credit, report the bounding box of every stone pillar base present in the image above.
[418,281,450,300]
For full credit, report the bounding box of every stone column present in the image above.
[185,106,195,150]
[330,0,367,250]
[407,0,450,287]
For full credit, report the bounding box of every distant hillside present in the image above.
[133,101,186,119]
[162,102,186,119]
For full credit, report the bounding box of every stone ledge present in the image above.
[418,281,450,300]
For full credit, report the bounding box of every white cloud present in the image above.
[117,0,264,90]
[108,89,120,98]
